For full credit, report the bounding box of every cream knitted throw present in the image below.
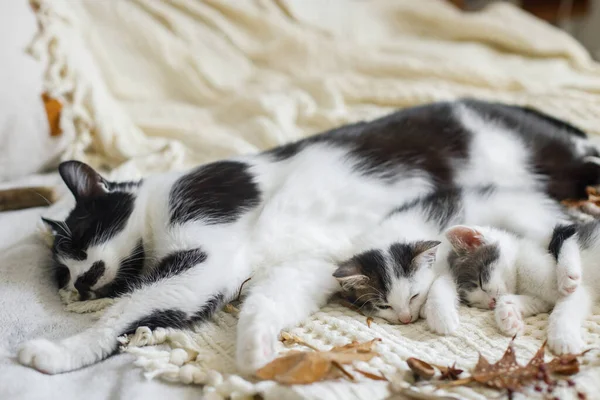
[31,1,600,399]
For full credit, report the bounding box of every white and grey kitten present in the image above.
[449,221,600,354]
[334,186,568,335]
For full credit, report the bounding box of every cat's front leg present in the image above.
[236,259,339,374]
[494,294,551,336]
[18,253,234,374]
[547,286,591,355]
[423,273,460,335]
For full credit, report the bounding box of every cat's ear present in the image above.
[59,161,109,201]
[42,217,67,237]
[333,260,369,288]
[445,225,485,253]
[412,240,441,267]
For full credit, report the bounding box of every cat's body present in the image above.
[18,99,600,374]
[334,186,568,334]
[447,220,600,355]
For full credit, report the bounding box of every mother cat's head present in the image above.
[43,161,144,300]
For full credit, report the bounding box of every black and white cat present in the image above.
[17,99,600,374]
[448,221,600,355]
[333,186,568,334]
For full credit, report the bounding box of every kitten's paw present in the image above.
[547,325,584,355]
[557,269,581,296]
[425,303,459,335]
[235,324,278,375]
[494,298,524,336]
[18,339,71,374]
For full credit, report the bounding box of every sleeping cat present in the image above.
[446,221,600,354]
[17,99,600,374]
[333,186,568,334]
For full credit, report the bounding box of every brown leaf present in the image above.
[471,340,539,391]
[356,368,388,381]
[42,93,62,137]
[446,339,587,393]
[366,316,374,328]
[407,357,435,379]
[255,339,380,384]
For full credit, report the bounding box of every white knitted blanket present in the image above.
[30,1,600,399]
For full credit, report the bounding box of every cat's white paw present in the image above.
[557,269,580,296]
[494,297,524,336]
[235,323,278,375]
[18,339,71,374]
[547,325,584,355]
[425,303,459,335]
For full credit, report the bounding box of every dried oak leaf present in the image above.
[255,338,381,384]
[444,340,586,392]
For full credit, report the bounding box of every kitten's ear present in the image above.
[412,240,441,267]
[42,217,66,236]
[333,260,369,288]
[445,225,485,253]
[59,161,109,201]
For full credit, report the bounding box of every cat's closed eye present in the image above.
[378,305,392,310]
[410,293,419,302]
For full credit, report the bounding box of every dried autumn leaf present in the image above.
[407,357,435,379]
[442,339,587,394]
[255,339,381,384]
[366,316,374,328]
[356,368,388,381]
[42,93,62,137]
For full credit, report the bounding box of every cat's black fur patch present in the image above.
[95,240,145,298]
[52,262,70,289]
[463,99,599,200]
[389,187,465,229]
[123,293,225,335]
[267,99,597,198]
[548,224,578,261]
[57,191,136,257]
[350,249,390,291]
[192,293,225,322]
[169,161,261,225]
[74,261,105,300]
[268,102,470,187]
[151,248,208,281]
[124,309,189,335]
[388,243,417,278]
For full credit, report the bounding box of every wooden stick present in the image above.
[0,186,57,211]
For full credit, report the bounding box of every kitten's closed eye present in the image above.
[378,305,392,310]
[410,293,419,302]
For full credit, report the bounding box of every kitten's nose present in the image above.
[399,313,412,324]
[489,298,496,310]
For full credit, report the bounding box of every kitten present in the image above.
[333,186,568,334]
[17,99,600,374]
[448,221,600,354]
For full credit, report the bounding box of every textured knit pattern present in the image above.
[27,0,600,399]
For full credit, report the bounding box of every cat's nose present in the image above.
[399,313,412,324]
[489,298,496,310]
